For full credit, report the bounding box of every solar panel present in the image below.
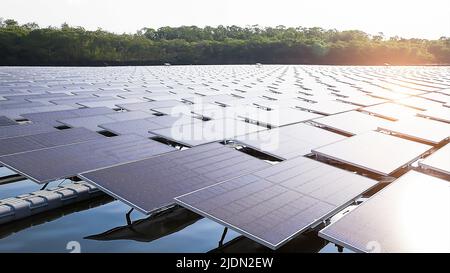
[0,123,58,139]
[118,100,184,111]
[0,127,104,156]
[0,134,175,184]
[175,156,377,249]
[420,92,450,104]
[0,105,75,120]
[361,103,421,120]
[77,98,146,108]
[295,100,359,115]
[79,143,270,214]
[312,111,394,136]
[0,116,17,126]
[419,143,450,175]
[319,170,450,253]
[59,111,153,131]
[395,96,443,111]
[150,118,266,147]
[50,96,118,107]
[236,107,322,127]
[22,107,115,127]
[98,114,202,137]
[235,123,346,159]
[312,131,432,176]
[417,106,450,123]
[378,116,450,144]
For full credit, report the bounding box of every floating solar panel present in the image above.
[59,111,153,131]
[98,115,202,137]
[420,92,450,104]
[22,107,115,127]
[0,134,175,184]
[0,105,76,120]
[312,131,432,176]
[176,156,377,249]
[312,111,393,136]
[77,98,146,108]
[295,100,359,115]
[395,96,443,111]
[118,100,184,111]
[419,143,450,176]
[235,123,346,159]
[150,118,266,147]
[0,127,103,156]
[236,107,322,127]
[361,103,420,120]
[319,171,450,253]
[79,143,270,214]
[50,96,117,107]
[378,116,450,144]
[417,106,450,123]
[0,123,58,139]
[0,116,17,126]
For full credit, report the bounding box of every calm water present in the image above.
[0,168,348,253]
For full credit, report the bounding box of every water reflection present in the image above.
[210,229,327,253]
[85,207,202,243]
[0,195,113,239]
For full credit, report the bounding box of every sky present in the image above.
[2,0,449,39]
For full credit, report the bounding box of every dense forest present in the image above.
[0,18,449,66]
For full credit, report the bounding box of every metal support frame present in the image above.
[126,208,134,225]
[40,183,49,190]
[218,227,228,247]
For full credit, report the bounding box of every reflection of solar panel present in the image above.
[312,131,432,176]
[0,123,58,139]
[235,123,346,159]
[0,127,103,156]
[80,143,270,214]
[0,135,175,184]
[319,171,450,253]
[176,156,376,249]
[378,116,450,144]
[419,143,450,176]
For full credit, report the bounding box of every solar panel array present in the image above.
[0,135,176,183]
[0,65,449,252]
[80,143,270,214]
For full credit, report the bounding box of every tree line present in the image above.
[0,18,449,66]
